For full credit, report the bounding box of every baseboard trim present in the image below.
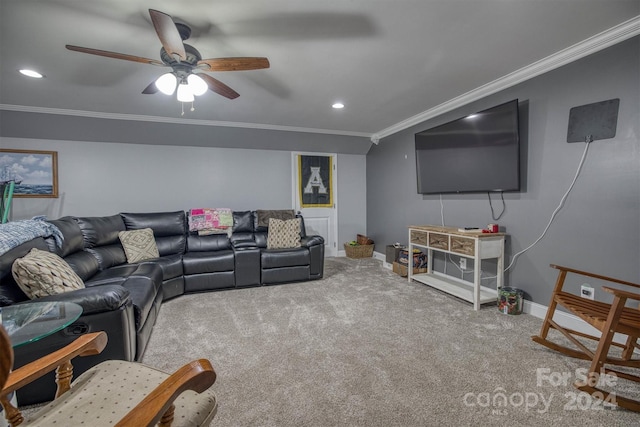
[350,254,633,349]
[524,299,633,349]
[336,250,386,261]
[373,252,638,346]
[523,299,596,332]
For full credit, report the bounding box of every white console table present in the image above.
[407,225,506,310]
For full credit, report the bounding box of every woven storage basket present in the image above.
[344,243,374,258]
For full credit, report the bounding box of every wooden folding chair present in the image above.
[532,264,640,412]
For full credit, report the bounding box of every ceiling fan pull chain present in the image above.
[181,102,185,116]
[191,101,195,112]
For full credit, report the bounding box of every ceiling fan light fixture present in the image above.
[187,74,208,96]
[155,72,177,95]
[177,82,195,103]
[65,8,268,113]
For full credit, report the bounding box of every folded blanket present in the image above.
[198,228,232,237]
[0,218,63,256]
[189,208,214,231]
[189,208,233,232]
[216,208,233,228]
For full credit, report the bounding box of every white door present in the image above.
[292,152,337,257]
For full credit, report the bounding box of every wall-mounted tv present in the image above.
[415,99,521,195]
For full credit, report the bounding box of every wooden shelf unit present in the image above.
[407,225,506,310]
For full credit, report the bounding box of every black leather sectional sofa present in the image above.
[0,210,324,404]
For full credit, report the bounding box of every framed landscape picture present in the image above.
[0,149,58,198]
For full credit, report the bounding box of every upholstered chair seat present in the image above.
[22,360,217,426]
[0,328,217,427]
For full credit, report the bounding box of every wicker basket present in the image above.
[344,243,374,258]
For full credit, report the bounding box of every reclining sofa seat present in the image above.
[183,231,236,292]
[74,214,164,362]
[120,211,187,300]
[0,217,137,406]
[253,213,325,284]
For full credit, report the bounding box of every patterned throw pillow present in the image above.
[267,218,301,249]
[12,248,85,299]
[118,228,160,263]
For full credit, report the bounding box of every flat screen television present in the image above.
[415,99,520,194]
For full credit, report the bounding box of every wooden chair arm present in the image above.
[551,264,640,289]
[602,286,640,302]
[2,331,107,395]
[115,359,217,427]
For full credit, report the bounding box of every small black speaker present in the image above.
[567,98,620,143]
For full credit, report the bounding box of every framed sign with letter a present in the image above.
[298,155,333,208]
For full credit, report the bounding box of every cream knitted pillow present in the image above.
[12,248,85,299]
[118,228,160,263]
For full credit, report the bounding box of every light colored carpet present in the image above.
[142,257,639,426]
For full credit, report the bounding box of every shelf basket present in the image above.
[344,243,374,258]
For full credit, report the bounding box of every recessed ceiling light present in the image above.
[19,69,44,78]
[332,102,344,109]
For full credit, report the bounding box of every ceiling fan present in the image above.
[66,9,270,106]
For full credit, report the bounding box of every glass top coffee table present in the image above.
[0,301,83,348]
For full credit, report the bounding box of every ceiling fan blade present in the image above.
[197,57,270,71]
[142,80,159,94]
[148,9,186,61]
[198,74,240,99]
[66,45,165,66]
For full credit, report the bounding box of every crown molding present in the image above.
[0,104,372,139]
[370,15,640,144]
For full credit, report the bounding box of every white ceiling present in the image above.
[1,1,639,142]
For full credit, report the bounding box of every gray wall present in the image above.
[337,154,368,247]
[366,36,639,305]
[1,137,367,247]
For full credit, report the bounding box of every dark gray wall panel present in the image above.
[0,111,372,155]
[367,36,639,305]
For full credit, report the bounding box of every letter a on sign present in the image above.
[299,155,332,207]
[304,167,327,194]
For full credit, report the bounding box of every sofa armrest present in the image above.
[22,285,131,316]
[232,239,258,249]
[301,235,324,248]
